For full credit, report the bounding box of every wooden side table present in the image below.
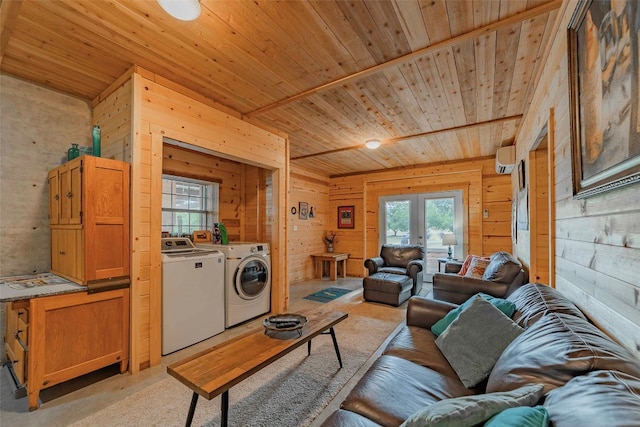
[437,257,458,272]
[311,253,349,281]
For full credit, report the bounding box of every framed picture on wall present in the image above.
[337,205,354,229]
[299,202,309,220]
[568,0,640,198]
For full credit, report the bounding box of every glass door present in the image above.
[379,191,464,283]
[418,191,463,281]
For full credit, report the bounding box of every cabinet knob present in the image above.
[54,194,60,200]
[66,191,73,198]
[60,251,66,255]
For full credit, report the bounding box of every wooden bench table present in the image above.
[311,253,349,281]
[167,309,348,426]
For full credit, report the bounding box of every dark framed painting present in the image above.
[299,202,308,220]
[337,205,354,229]
[568,0,640,198]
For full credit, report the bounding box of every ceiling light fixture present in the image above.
[157,0,201,21]
[365,139,381,150]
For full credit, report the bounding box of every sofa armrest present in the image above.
[406,259,424,279]
[432,273,511,305]
[406,296,457,329]
[363,257,384,275]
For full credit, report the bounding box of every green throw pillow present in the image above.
[484,406,549,427]
[400,383,544,427]
[431,292,516,336]
[435,296,524,387]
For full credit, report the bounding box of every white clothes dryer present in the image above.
[196,242,271,328]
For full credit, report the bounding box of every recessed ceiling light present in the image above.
[365,139,381,149]
[157,0,201,21]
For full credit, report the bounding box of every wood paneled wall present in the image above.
[328,158,512,276]
[92,68,288,372]
[288,166,331,283]
[162,144,265,242]
[514,1,640,356]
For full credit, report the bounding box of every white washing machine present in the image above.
[196,242,271,328]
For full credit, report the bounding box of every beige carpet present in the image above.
[71,302,404,427]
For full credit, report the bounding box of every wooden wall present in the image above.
[93,67,288,372]
[329,158,512,276]
[514,0,640,356]
[288,165,331,283]
[162,144,265,241]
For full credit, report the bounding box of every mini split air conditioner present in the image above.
[495,146,516,174]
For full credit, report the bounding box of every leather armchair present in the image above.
[432,251,528,304]
[364,244,425,295]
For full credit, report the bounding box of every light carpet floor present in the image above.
[70,303,404,427]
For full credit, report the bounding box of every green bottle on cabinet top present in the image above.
[67,143,80,161]
[92,125,101,157]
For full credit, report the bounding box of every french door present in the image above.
[379,191,464,282]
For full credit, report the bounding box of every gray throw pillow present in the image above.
[400,383,544,427]
[435,296,524,387]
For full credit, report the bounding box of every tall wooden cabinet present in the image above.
[48,156,130,284]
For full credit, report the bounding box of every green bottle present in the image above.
[67,143,80,161]
[92,125,101,157]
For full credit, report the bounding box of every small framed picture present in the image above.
[299,202,309,220]
[337,205,354,229]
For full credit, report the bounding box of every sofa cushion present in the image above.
[340,355,476,427]
[484,406,549,427]
[464,257,491,278]
[431,293,516,336]
[383,326,460,381]
[380,244,424,268]
[543,370,640,427]
[436,296,524,387]
[506,284,586,328]
[482,251,522,283]
[400,383,544,427]
[486,313,640,394]
[378,266,407,276]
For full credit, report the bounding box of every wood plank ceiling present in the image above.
[0,0,561,177]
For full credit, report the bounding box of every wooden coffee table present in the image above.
[167,308,348,427]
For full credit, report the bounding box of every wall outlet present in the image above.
[293,225,298,231]
[483,209,489,218]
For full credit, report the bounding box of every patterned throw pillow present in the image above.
[458,255,474,276]
[465,257,491,279]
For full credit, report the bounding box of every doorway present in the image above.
[379,191,464,282]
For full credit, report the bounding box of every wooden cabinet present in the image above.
[49,156,130,284]
[5,300,29,388]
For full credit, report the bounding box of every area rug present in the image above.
[70,306,403,427]
[303,287,352,303]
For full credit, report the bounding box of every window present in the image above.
[162,175,219,236]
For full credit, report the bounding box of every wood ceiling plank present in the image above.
[0,0,23,61]
[475,32,497,122]
[433,47,466,127]
[491,23,522,119]
[454,39,479,124]
[391,0,430,50]
[382,65,435,134]
[420,0,452,44]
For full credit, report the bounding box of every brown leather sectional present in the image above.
[320,284,640,426]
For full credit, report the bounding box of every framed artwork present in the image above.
[299,202,308,220]
[568,0,640,198]
[517,189,529,231]
[337,205,354,229]
[518,159,526,191]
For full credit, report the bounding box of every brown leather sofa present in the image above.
[364,244,425,296]
[320,284,640,426]
[432,251,528,304]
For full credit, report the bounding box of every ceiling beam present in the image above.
[0,0,23,62]
[246,0,562,117]
[290,115,523,161]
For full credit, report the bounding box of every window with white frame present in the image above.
[162,175,219,236]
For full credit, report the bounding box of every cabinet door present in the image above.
[59,160,82,225]
[51,229,83,282]
[48,170,60,225]
[83,156,130,281]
